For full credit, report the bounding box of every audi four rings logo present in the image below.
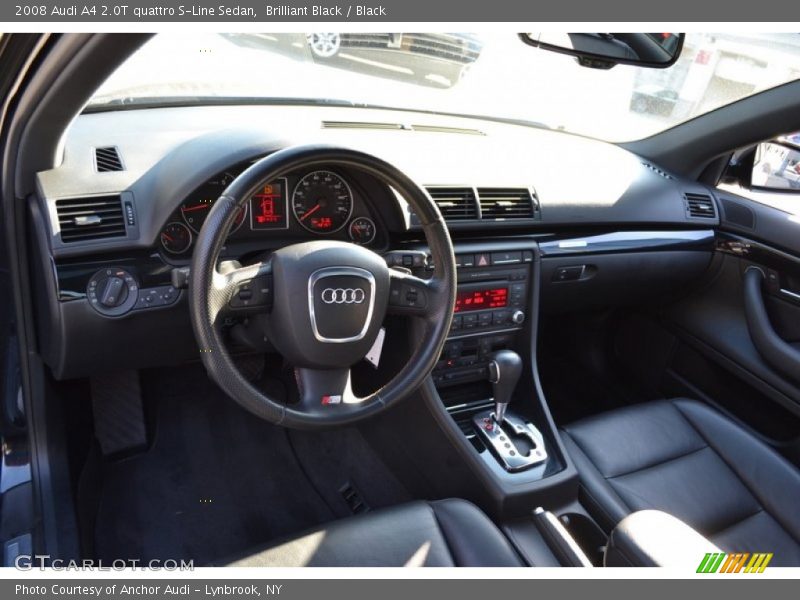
[321,288,366,304]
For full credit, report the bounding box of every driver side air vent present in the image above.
[478,188,539,220]
[684,192,717,219]
[94,146,124,172]
[426,187,478,220]
[57,195,126,242]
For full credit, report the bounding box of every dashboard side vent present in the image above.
[321,121,407,131]
[684,192,717,219]
[426,187,478,220]
[477,188,539,220]
[94,146,124,172]
[56,195,127,242]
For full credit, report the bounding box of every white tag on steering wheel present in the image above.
[364,327,386,369]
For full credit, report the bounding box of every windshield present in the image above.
[89,32,800,142]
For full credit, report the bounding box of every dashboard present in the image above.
[29,103,719,380]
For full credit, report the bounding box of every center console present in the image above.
[397,239,579,520]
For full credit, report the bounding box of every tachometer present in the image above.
[292,171,353,233]
[180,172,246,234]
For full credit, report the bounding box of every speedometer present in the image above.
[291,171,353,233]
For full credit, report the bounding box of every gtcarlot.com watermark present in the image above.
[14,555,194,571]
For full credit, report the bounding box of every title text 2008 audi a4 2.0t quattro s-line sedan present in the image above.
[0,32,799,568]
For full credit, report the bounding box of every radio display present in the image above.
[454,288,508,312]
[249,180,288,230]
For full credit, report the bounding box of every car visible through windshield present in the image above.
[88,32,800,142]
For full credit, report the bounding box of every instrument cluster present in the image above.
[158,167,379,257]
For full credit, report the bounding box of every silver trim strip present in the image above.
[447,326,521,341]
[780,288,800,301]
[308,266,376,344]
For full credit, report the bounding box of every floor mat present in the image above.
[91,365,336,565]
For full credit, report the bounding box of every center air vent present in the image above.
[426,187,478,220]
[94,146,124,172]
[56,195,126,242]
[478,188,539,220]
[684,192,717,219]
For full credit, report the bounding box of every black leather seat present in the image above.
[562,399,800,566]
[223,499,524,567]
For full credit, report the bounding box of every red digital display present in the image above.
[310,216,333,230]
[249,182,287,230]
[454,288,508,312]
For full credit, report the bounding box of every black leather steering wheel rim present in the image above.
[189,144,456,429]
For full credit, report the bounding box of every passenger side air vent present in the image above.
[94,146,124,172]
[683,192,717,219]
[56,195,127,242]
[426,187,478,220]
[477,188,539,220]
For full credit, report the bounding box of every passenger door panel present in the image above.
[664,189,800,459]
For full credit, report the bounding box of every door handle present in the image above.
[743,267,800,383]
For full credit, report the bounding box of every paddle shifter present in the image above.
[472,349,549,472]
[488,350,523,425]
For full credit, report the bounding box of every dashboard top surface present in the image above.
[37,103,718,259]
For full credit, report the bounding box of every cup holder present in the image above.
[558,512,608,566]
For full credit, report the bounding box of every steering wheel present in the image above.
[189,145,456,429]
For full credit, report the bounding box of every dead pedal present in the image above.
[90,370,147,457]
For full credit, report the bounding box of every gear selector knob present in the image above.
[488,350,523,424]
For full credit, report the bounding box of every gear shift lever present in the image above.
[473,349,547,472]
[488,350,523,424]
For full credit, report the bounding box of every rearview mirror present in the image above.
[519,33,684,70]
